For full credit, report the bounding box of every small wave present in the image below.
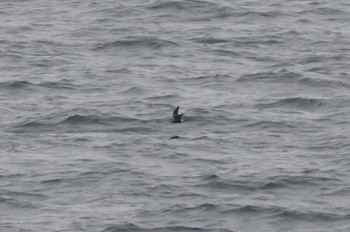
[105,68,132,74]
[148,1,235,21]
[244,121,295,130]
[222,204,283,215]
[297,7,347,17]
[101,223,231,232]
[257,97,324,110]
[190,135,211,141]
[16,121,49,128]
[0,80,76,91]
[40,81,76,90]
[8,81,33,89]
[236,10,283,19]
[93,37,179,51]
[259,175,338,192]
[296,18,312,23]
[237,69,302,82]
[183,74,232,87]
[60,115,103,125]
[299,77,350,88]
[0,81,33,90]
[148,0,220,12]
[192,158,228,165]
[2,190,45,198]
[259,182,287,190]
[202,174,220,181]
[40,178,64,184]
[101,223,143,232]
[114,127,156,134]
[159,202,219,213]
[119,86,145,95]
[59,115,147,128]
[11,114,145,133]
[233,36,282,47]
[222,205,349,222]
[213,49,241,58]
[199,175,255,192]
[187,203,218,211]
[191,37,231,44]
[144,94,178,101]
[11,121,54,133]
[148,1,188,10]
[277,209,350,222]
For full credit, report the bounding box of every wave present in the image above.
[60,115,105,125]
[244,120,296,130]
[184,203,218,212]
[93,37,179,51]
[57,114,147,127]
[222,204,349,221]
[40,178,65,184]
[10,121,54,133]
[119,86,145,95]
[235,10,283,19]
[297,7,347,17]
[182,74,233,88]
[222,204,283,215]
[258,177,315,190]
[199,173,335,193]
[199,174,256,192]
[192,158,228,165]
[10,113,157,134]
[237,69,302,83]
[0,80,76,91]
[191,37,231,44]
[61,114,139,126]
[212,49,241,58]
[147,0,223,13]
[277,209,350,221]
[147,0,235,21]
[39,81,76,90]
[148,1,189,10]
[299,77,350,88]
[101,223,233,232]
[0,81,34,90]
[104,68,132,74]
[257,97,324,111]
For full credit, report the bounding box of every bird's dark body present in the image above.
[172,106,184,123]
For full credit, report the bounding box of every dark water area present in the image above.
[1,1,350,231]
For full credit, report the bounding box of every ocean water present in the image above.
[1,0,350,231]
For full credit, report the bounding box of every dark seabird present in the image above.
[172,106,184,123]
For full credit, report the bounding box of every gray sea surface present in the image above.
[1,0,350,231]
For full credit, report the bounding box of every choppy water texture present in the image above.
[1,0,350,231]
